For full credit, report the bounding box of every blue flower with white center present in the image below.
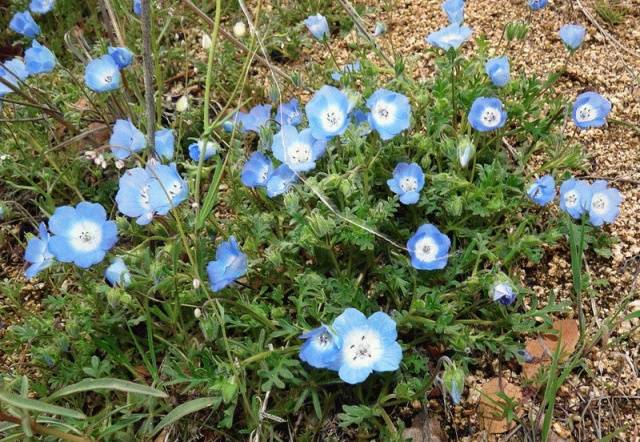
[352,109,372,136]
[146,162,189,215]
[572,92,611,129]
[105,257,131,288]
[188,140,218,161]
[587,180,622,227]
[272,125,327,172]
[154,128,174,161]
[275,98,302,127]
[306,85,351,140]
[331,60,361,82]
[485,56,510,87]
[30,0,55,14]
[107,46,134,69]
[304,13,329,40]
[442,0,464,24]
[133,0,141,15]
[206,236,248,292]
[559,24,586,51]
[47,202,118,269]
[468,97,507,132]
[0,59,29,95]
[457,137,475,168]
[25,41,56,75]
[527,175,556,206]
[490,282,516,305]
[366,89,411,140]
[24,222,54,279]
[426,23,472,50]
[266,164,298,198]
[238,104,272,133]
[387,162,424,205]
[115,167,155,225]
[84,55,121,93]
[407,224,451,270]
[241,152,273,188]
[109,119,146,160]
[299,325,341,370]
[9,11,40,39]
[559,178,591,219]
[528,0,548,10]
[331,308,402,384]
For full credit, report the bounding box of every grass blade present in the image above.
[48,378,168,400]
[0,391,86,420]
[151,397,220,436]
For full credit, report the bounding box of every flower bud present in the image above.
[233,21,247,38]
[176,95,189,112]
[192,278,201,289]
[194,307,202,318]
[201,33,212,49]
[457,137,475,168]
[442,361,465,405]
[115,160,125,170]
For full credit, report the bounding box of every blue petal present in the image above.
[332,308,367,336]
[372,341,402,372]
[338,363,372,384]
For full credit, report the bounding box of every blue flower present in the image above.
[586,180,622,227]
[485,56,510,87]
[305,85,351,140]
[407,224,450,270]
[24,222,54,279]
[105,257,131,288]
[146,162,189,215]
[109,119,146,160]
[275,98,302,126]
[206,237,248,292]
[266,164,298,198]
[559,24,586,50]
[222,112,240,133]
[366,89,411,140]
[107,46,134,69]
[490,282,516,305]
[331,308,402,384]
[84,55,121,93]
[426,23,472,50]
[25,41,56,75]
[468,97,507,132]
[299,325,341,370]
[559,178,591,219]
[0,59,29,95]
[241,152,273,188]
[527,175,556,206]
[154,128,174,161]
[457,137,475,168]
[238,104,272,133]
[188,140,218,161]
[442,0,464,24]
[9,11,40,39]
[47,202,118,269]
[304,13,329,40]
[133,0,141,15]
[387,162,424,205]
[373,22,387,37]
[29,0,55,14]
[331,60,361,82]
[272,125,327,172]
[572,92,611,129]
[528,0,548,10]
[115,166,155,225]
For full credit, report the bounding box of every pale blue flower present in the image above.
[29,0,55,14]
[272,125,327,172]
[24,222,54,279]
[407,224,450,270]
[490,282,516,305]
[275,98,302,127]
[304,13,329,40]
[331,60,361,82]
[25,41,56,75]
[188,140,218,161]
[559,24,586,50]
[154,128,174,161]
[146,162,189,215]
[587,180,622,227]
[241,152,273,188]
[443,0,464,24]
[528,0,548,10]
[485,56,510,87]
[426,23,472,50]
[238,104,272,133]
[207,237,248,292]
[331,308,402,384]
[305,85,351,140]
[468,97,507,132]
[266,164,297,198]
[47,202,118,269]
[527,175,556,206]
[366,88,411,140]
[373,22,387,37]
[9,11,40,39]
[109,119,146,160]
[387,162,424,205]
[105,257,131,287]
[107,46,134,69]
[299,325,341,370]
[572,92,611,129]
[133,0,141,16]
[84,55,121,92]
[0,59,29,95]
[115,166,155,225]
[559,178,591,219]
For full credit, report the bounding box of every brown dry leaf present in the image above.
[478,378,523,434]
[522,319,579,381]
[402,414,447,442]
[86,122,111,145]
[71,97,93,112]
[522,338,546,380]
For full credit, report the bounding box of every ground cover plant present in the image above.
[0,0,635,440]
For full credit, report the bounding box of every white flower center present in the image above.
[314,331,333,349]
[576,104,596,123]
[481,107,502,127]
[414,237,439,263]
[591,193,608,214]
[399,176,418,192]
[440,32,460,44]
[69,221,102,253]
[321,106,345,132]
[372,101,396,125]
[286,142,312,164]
[343,329,383,367]
[564,190,578,208]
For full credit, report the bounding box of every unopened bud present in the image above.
[201,33,212,49]
[176,95,189,112]
[194,307,202,318]
[442,361,465,405]
[192,278,201,289]
[233,21,247,38]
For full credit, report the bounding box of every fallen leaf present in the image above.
[522,319,579,381]
[402,413,447,442]
[478,377,522,434]
[86,122,111,145]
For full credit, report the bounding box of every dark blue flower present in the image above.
[206,237,248,292]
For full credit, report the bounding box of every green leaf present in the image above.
[0,390,86,420]
[151,397,221,436]
[48,378,168,400]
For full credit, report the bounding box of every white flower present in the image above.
[201,33,212,49]
[194,307,202,318]
[233,21,247,38]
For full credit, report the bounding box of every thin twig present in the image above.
[140,0,156,148]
